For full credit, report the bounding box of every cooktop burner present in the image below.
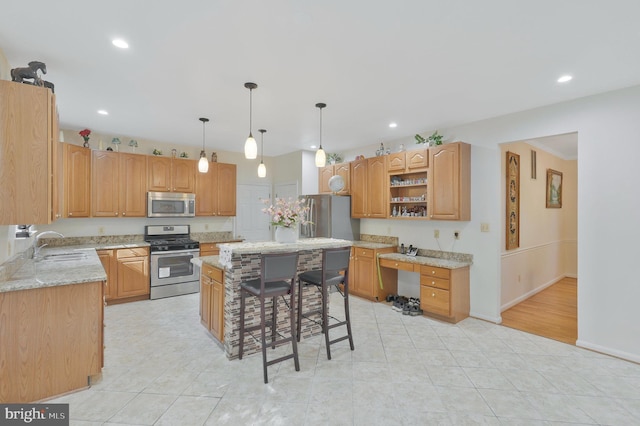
[144,225,200,252]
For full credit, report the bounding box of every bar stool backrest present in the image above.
[323,247,351,275]
[262,252,299,283]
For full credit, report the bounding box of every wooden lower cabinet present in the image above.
[419,265,470,323]
[0,281,104,403]
[98,247,150,304]
[200,263,224,342]
[349,246,397,301]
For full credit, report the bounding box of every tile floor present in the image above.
[51,292,640,425]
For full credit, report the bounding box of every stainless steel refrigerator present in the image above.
[299,194,360,240]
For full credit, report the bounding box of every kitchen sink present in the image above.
[41,252,88,261]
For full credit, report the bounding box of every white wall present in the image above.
[342,85,640,362]
[500,141,578,309]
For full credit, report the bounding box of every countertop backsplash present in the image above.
[360,234,399,246]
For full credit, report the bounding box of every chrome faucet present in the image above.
[33,231,65,259]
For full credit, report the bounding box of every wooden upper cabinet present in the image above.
[367,157,387,218]
[407,149,428,170]
[64,143,91,218]
[350,157,386,218]
[118,153,147,217]
[195,162,236,216]
[429,142,470,221]
[0,81,55,225]
[92,152,147,217]
[350,159,368,218]
[217,163,236,216]
[387,148,428,172]
[318,163,350,194]
[92,151,119,217]
[147,156,195,193]
[318,165,334,194]
[172,158,195,193]
[147,156,172,192]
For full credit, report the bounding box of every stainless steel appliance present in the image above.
[147,192,195,218]
[300,194,360,240]
[145,225,200,299]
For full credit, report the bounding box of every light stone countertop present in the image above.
[0,247,107,293]
[217,238,352,268]
[191,255,224,270]
[378,252,472,269]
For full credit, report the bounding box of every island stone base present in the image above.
[217,239,352,360]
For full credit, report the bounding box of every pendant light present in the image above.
[315,102,327,167]
[257,129,267,178]
[244,82,258,159]
[198,117,209,173]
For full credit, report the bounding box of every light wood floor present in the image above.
[501,277,577,345]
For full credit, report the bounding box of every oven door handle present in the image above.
[150,249,200,256]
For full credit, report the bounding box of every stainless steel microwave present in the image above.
[147,192,195,218]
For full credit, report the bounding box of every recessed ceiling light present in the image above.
[310,145,318,149]
[389,122,397,128]
[97,110,109,115]
[557,75,573,83]
[112,39,129,49]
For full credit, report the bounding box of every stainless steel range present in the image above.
[145,225,200,300]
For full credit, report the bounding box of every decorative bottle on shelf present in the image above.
[392,206,397,217]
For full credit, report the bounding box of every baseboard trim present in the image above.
[501,274,569,312]
[576,339,640,364]
[470,312,502,324]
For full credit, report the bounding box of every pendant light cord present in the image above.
[249,88,253,137]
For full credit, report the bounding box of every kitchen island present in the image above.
[0,248,106,402]
[194,238,352,360]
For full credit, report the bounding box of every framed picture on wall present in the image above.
[546,169,563,208]
[506,151,520,250]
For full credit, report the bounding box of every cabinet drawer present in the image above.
[117,247,149,259]
[199,243,218,252]
[420,286,450,317]
[201,250,219,257]
[419,265,450,279]
[420,276,450,290]
[379,258,415,272]
[202,264,223,282]
[354,248,374,259]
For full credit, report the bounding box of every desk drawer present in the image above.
[420,286,450,317]
[379,258,415,272]
[419,265,450,280]
[420,276,450,290]
[202,264,223,282]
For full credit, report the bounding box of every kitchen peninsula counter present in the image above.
[200,238,352,359]
[0,247,106,402]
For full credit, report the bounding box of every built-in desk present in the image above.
[378,253,472,323]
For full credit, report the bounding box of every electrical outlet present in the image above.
[205,224,209,230]
[454,230,460,239]
[98,226,105,235]
[433,229,440,238]
[480,223,490,232]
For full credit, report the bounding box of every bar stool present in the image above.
[297,246,354,360]
[238,251,300,383]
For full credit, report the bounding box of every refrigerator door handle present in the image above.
[308,198,315,237]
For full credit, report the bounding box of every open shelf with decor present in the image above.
[389,172,428,219]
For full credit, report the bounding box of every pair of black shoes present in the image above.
[402,297,422,316]
[386,294,422,316]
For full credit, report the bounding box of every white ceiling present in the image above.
[2,1,639,157]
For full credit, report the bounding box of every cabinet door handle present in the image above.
[115,212,118,216]
[432,292,436,297]
[69,212,73,216]
[431,281,436,285]
[122,212,126,216]
[431,270,436,275]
